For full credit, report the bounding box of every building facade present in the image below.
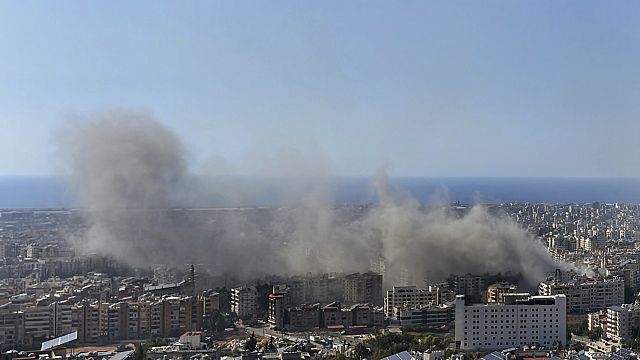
[384,286,440,317]
[607,304,640,341]
[343,272,383,306]
[454,294,567,351]
[538,277,624,313]
[231,286,258,319]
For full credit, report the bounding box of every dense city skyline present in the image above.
[3,1,640,359]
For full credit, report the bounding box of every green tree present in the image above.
[204,310,236,333]
[624,338,638,350]
[354,343,371,359]
[245,332,258,352]
[367,333,418,360]
[567,317,588,336]
[588,327,604,341]
[133,343,146,360]
[265,337,277,353]
[143,338,169,351]
[571,342,584,352]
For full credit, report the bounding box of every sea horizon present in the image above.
[1,175,640,209]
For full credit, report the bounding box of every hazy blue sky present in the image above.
[0,1,638,177]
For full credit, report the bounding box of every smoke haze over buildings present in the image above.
[59,110,563,288]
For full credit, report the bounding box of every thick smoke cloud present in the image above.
[369,174,562,288]
[60,111,188,262]
[60,110,563,288]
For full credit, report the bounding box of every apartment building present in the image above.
[127,302,151,339]
[49,301,73,338]
[538,277,624,313]
[606,304,640,341]
[275,273,383,307]
[150,300,163,338]
[388,303,454,327]
[269,297,383,331]
[107,302,129,340]
[162,297,183,337]
[454,294,567,351]
[72,302,101,344]
[9,298,73,347]
[0,311,21,349]
[69,295,207,344]
[288,304,321,330]
[21,306,49,344]
[607,260,640,292]
[231,286,258,318]
[343,272,383,306]
[200,290,220,317]
[384,286,440,317]
[486,283,518,304]
[587,310,607,331]
[268,292,287,329]
[449,274,488,299]
[321,302,352,329]
[320,301,384,330]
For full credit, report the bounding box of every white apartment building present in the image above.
[231,286,258,318]
[455,294,567,351]
[538,277,623,313]
[587,310,607,331]
[606,304,640,341]
[384,285,440,317]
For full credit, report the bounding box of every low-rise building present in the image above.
[388,303,454,327]
[288,304,320,330]
[179,331,207,350]
[321,302,352,330]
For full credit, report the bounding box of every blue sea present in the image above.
[1,176,640,209]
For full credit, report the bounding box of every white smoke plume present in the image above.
[368,173,563,288]
[59,110,564,288]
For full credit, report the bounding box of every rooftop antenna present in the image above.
[190,264,195,297]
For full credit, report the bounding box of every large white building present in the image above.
[231,286,258,319]
[538,277,623,313]
[454,294,567,351]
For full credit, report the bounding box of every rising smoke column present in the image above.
[58,110,373,276]
[59,110,562,287]
[60,110,190,264]
[365,172,563,289]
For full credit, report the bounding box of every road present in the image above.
[242,324,369,349]
[243,325,309,343]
